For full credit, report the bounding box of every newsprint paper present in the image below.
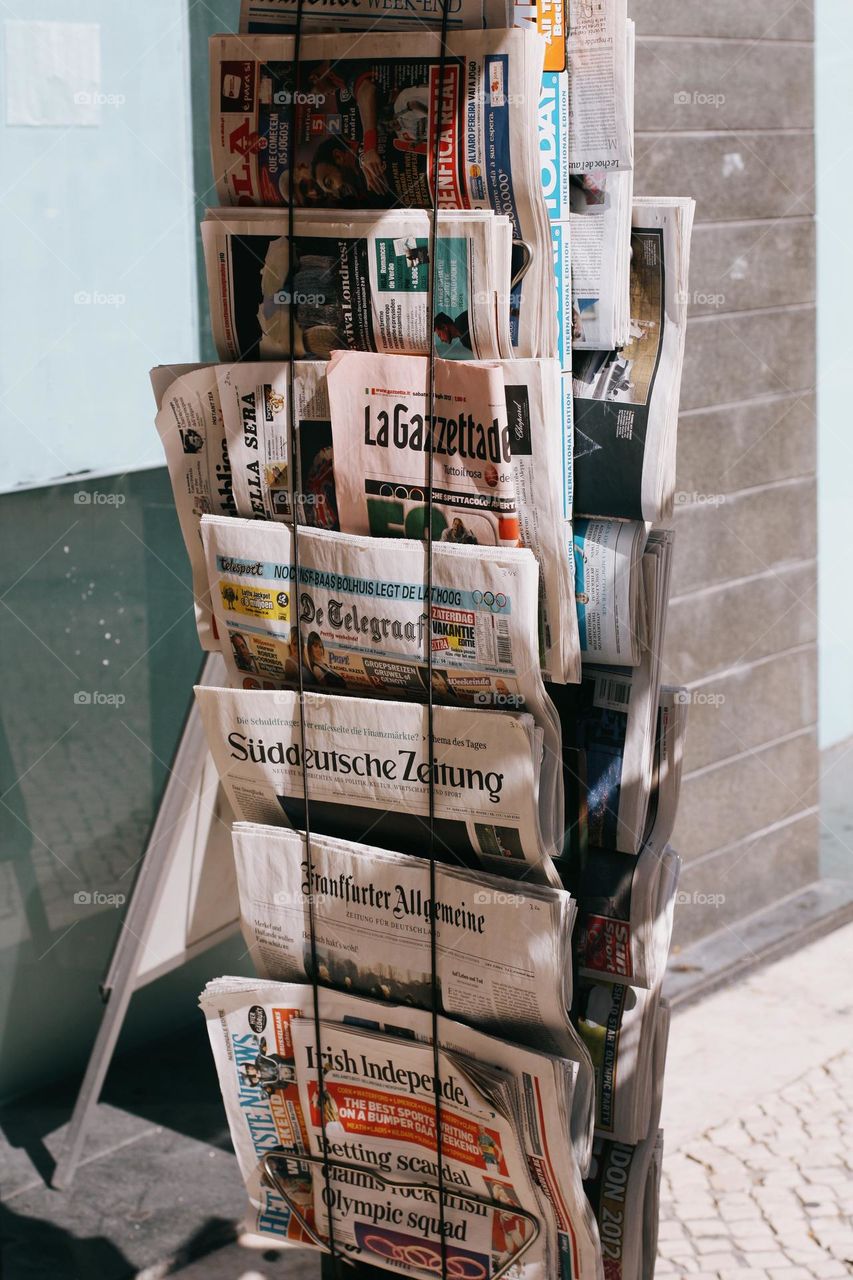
[194,685,562,885]
[200,977,605,1275]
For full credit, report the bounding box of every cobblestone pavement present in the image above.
[657,1048,853,1278]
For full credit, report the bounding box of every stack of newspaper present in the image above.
[152,355,577,679]
[146,0,699,1273]
[573,199,696,523]
[201,976,604,1277]
[539,0,635,357]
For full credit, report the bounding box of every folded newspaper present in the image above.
[209,29,554,356]
[572,518,648,668]
[583,1001,669,1280]
[553,533,673,856]
[567,0,632,175]
[153,356,577,677]
[575,978,660,1146]
[232,823,585,1061]
[200,515,565,834]
[200,977,604,1274]
[203,207,514,362]
[572,686,687,989]
[151,362,236,649]
[325,349,578,681]
[573,198,696,523]
[195,685,562,884]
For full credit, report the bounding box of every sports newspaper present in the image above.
[326,350,579,681]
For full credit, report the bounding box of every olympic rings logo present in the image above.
[471,590,507,613]
[361,1235,488,1280]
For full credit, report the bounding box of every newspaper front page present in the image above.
[195,685,561,883]
[572,687,685,988]
[567,0,632,174]
[203,208,513,362]
[200,977,603,1271]
[572,518,647,667]
[325,350,579,682]
[151,363,231,649]
[582,1002,669,1280]
[292,1016,554,1278]
[209,30,552,355]
[572,199,695,522]
[232,823,581,1056]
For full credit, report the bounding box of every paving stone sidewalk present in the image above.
[657,1049,853,1279]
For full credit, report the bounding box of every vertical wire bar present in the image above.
[284,4,340,1268]
[425,7,452,1278]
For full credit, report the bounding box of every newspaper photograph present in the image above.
[194,685,562,883]
[203,208,513,362]
[200,977,602,1270]
[572,198,695,522]
[326,349,579,682]
[232,823,581,1057]
[209,30,553,355]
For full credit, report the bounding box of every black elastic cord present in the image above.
[284,6,340,1268]
[424,8,452,1280]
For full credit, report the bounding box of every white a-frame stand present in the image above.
[52,653,236,1189]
